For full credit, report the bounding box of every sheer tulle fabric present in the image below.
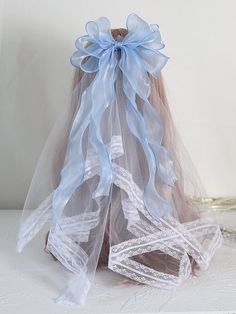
[16,14,222,306]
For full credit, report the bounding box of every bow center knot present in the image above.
[113,41,124,50]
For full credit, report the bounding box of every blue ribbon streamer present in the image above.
[52,13,177,222]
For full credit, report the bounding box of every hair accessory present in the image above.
[17,14,222,306]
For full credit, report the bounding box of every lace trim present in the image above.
[108,216,222,288]
[17,194,52,252]
[17,135,124,252]
[47,228,91,305]
[110,164,222,286]
[84,134,124,178]
[47,223,88,274]
[122,197,140,228]
[55,210,101,242]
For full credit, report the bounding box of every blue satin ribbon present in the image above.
[52,13,177,223]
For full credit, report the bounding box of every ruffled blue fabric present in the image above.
[52,13,177,223]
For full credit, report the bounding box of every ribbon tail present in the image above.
[52,49,118,223]
[125,98,172,219]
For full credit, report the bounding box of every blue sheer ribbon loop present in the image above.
[52,13,177,222]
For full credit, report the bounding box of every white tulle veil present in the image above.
[16,13,222,306]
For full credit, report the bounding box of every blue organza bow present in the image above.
[52,13,177,223]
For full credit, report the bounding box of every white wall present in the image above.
[0,0,235,208]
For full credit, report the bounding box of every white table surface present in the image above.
[0,210,236,314]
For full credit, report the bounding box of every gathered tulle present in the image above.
[16,13,222,306]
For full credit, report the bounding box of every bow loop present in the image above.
[85,17,114,43]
